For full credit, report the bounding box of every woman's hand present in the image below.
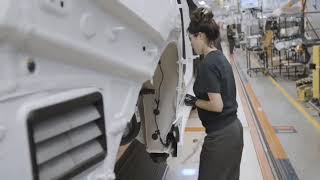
[184,94,197,106]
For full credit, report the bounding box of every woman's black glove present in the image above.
[184,94,197,106]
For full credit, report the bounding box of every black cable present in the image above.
[153,62,169,147]
[157,62,164,102]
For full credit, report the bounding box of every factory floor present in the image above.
[234,47,320,180]
[164,43,320,180]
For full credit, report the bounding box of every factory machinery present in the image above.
[236,0,320,79]
[234,0,320,106]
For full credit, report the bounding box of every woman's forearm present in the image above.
[195,99,223,112]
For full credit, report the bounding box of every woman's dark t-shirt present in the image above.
[193,50,238,133]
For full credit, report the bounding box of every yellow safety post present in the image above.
[313,46,320,99]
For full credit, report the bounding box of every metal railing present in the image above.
[305,15,320,40]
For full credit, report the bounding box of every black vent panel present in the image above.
[27,92,107,180]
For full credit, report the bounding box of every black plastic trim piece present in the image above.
[27,92,107,180]
[120,114,141,145]
[139,88,155,95]
[177,2,186,59]
[115,140,167,180]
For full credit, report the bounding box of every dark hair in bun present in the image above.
[187,7,220,42]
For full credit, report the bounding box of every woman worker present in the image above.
[227,25,235,55]
[184,8,244,180]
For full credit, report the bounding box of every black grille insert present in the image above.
[27,92,107,180]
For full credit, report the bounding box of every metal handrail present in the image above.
[305,16,320,39]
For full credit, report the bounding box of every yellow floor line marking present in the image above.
[185,127,205,132]
[268,76,320,133]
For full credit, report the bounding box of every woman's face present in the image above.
[189,33,204,55]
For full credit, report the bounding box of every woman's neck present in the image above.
[203,46,217,57]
